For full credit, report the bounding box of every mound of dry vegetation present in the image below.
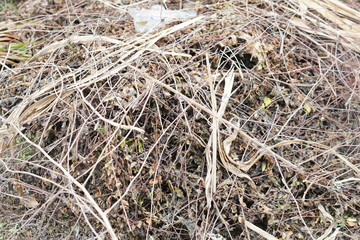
[0,0,359,239]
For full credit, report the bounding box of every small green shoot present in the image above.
[303,103,312,114]
[261,96,272,108]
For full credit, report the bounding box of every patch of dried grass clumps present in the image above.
[0,0,359,239]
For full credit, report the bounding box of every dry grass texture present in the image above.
[0,0,359,239]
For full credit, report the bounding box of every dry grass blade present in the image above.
[239,218,278,240]
[296,0,360,31]
[322,0,360,20]
[1,16,203,152]
[317,204,340,240]
[1,0,359,239]
[287,139,360,176]
[4,121,118,240]
[205,68,237,207]
[131,64,303,172]
[0,90,73,153]
[292,0,360,52]
[32,35,124,59]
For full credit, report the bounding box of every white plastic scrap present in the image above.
[207,233,226,240]
[128,5,197,33]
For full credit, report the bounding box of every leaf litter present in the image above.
[0,0,359,239]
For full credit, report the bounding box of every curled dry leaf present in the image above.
[218,128,257,190]
[20,195,39,208]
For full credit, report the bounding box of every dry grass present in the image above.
[0,0,359,239]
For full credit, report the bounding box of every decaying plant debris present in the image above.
[0,0,359,239]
